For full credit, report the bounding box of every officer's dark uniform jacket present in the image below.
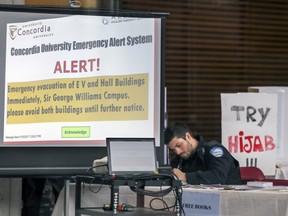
[171,136,241,185]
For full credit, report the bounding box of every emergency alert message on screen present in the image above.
[6,74,148,124]
[4,16,159,143]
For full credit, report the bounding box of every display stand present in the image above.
[75,175,182,216]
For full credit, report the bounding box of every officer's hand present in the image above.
[172,168,187,182]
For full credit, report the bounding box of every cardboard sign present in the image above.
[221,93,277,175]
[248,87,288,166]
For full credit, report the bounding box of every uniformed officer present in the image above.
[165,122,241,185]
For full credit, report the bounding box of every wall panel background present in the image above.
[121,0,288,141]
[4,0,288,141]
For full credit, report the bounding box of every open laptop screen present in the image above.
[107,138,157,176]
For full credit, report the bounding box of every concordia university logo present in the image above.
[9,25,18,40]
[8,22,52,40]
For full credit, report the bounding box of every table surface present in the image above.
[75,208,178,216]
[52,183,288,216]
[52,183,177,216]
[182,185,288,216]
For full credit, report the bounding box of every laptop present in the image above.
[106,137,158,176]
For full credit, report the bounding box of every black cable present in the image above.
[174,183,186,216]
[149,197,170,211]
[86,164,108,176]
[87,176,105,194]
[128,173,175,197]
[84,169,185,215]
[163,170,186,216]
[126,172,185,215]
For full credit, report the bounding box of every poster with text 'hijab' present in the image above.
[221,93,277,175]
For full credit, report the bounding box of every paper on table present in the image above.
[247,181,273,187]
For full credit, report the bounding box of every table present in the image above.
[52,183,288,216]
[182,185,288,216]
[52,176,181,216]
[52,184,178,216]
[77,175,182,216]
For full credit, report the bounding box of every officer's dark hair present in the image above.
[164,122,199,144]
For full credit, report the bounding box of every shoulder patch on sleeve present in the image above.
[209,146,224,158]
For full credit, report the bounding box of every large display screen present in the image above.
[0,5,167,176]
[1,6,165,147]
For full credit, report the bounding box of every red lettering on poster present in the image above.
[228,131,276,153]
[53,58,100,73]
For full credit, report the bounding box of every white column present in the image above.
[0,178,22,216]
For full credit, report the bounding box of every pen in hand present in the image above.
[174,159,187,185]
[177,158,183,170]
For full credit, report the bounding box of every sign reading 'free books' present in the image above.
[182,190,220,216]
